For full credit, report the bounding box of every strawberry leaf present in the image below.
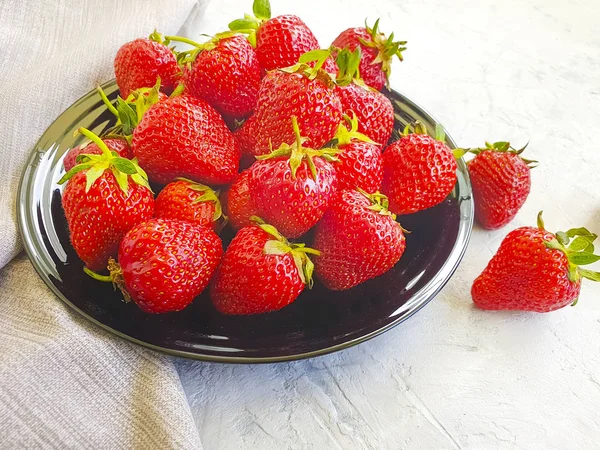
[264,239,289,256]
[556,231,570,245]
[57,162,93,185]
[252,0,271,20]
[111,158,137,175]
[84,163,109,193]
[566,227,595,238]
[568,252,600,265]
[569,235,596,252]
[113,169,130,195]
[578,268,600,282]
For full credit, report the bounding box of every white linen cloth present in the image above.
[0,1,206,448]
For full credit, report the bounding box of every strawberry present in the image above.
[466,141,535,230]
[58,128,154,272]
[132,95,240,185]
[249,63,342,156]
[154,178,224,229]
[114,32,182,98]
[313,189,406,290]
[331,19,406,90]
[221,170,258,231]
[234,115,259,169]
[63,138,131,172]
[249,116,339,238]
[333,48,394,146]
[472,212,600,312]
[381,123,458,215]
[331,115,383,192]
[87,219,222,313]
[211,220,318,315]
[229,0,320,72]
[166,33,260,119]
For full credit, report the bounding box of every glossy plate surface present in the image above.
[17,80,473,363]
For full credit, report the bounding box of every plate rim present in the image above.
[17,80,474,364]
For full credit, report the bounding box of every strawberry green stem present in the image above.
[97,86,119,118]
[78,127,112,157]
[83,267,112,282]
[164,35,203,47]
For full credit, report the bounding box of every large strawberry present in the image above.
[132,95,240,185]
[114,32,182,98]
[381,123,459,215]
[332,19,406,91]
[249,116,339,238]
[472,212,600,312]
[221,170,258,231]
[229,0,320,72]
[63,138,131,172]
[165,33,260,119]
[249,63,342,157]
[86,219,222,314]
[211,220,318,315]
[59,128,154,272]
[313,189,406,290]
[333,48,394,146]
[155,178,224,229]
[467,141,535,229]
[332,115,383,192]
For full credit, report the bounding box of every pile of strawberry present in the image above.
[59,0,599,316]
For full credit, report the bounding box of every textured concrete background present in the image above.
[176,1,600,448]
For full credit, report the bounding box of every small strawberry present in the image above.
[333,47,394,146]
[114,32,182,98]
[465,141,535,230]
[331,19,406,90]
[154,178,224,229]
[381,122,459,215]
[472,212,600,312]
[63,138,131,172]
[58,128,154,272]
[165,33,260,119]
[249,116,339,238]
[234,115,259,170]
[249,61,342,156]
[313,189,406,290]
[331,115,383,192]
[211,220,319,315]
[221,170,258,231]
[229,0,320,72]
[86,218,223,313]
[132,95,240,185]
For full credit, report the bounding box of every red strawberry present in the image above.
[381,123,458,215]
[166,33,260,119]
[313,190,406,290]
[466,141,535,230]
[249,65,342,156]
[63,138,131,172]
[333,47,394,146]
[114,32,181,98]
[234,115,259,169]
[336,82,393,146]
[132,95,240,185]
[229,0,320,72]
[59,128,154,271]
[155,178,224,229]
[87,218,222,313]
[249,116,338,238]
[211,220,318,315]
[332,115,383,192]
[472,212,600,312]
[221,170,258,230]
[332,19,406,90]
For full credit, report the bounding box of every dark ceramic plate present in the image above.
[17,80,473,363]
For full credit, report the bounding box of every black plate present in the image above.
[17,80,473,363]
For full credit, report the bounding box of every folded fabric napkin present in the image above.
[0,1,207,448]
